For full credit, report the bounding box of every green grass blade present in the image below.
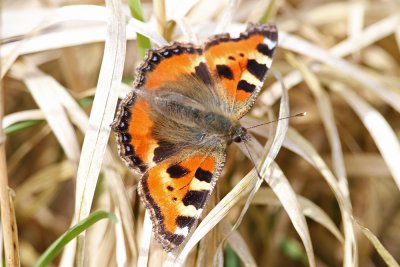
[4,120,44,135]
[259,0,276,24]
[35,211,117,267]
[128,0,152,58]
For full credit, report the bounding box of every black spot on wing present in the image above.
[126,97,135,106]
[269,31,278,43]
[216,65,234,80]
[124,144,147,172]
[168,234,185,246]
[182,190,209,209]
[167,164,190,178]
[124,144,134,155]
[237,80,256,93]
[176,216,196,229]
[195,168,213,183]
[117,120,128,131]
[130,155,147,172]
[150,53,160,63]
[194,62,212,85]
[247,59,268,81]
[122,107,131,119]
[121,133,131,143]
[167,185,174,191]
[257,43,274,57]
[153,141,178,163]
[161,50,173,58]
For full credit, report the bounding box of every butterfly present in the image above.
[112,23,278,252]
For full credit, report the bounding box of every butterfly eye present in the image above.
[233,136,242,143]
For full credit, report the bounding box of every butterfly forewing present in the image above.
[112,92,155,173]
[204,24,278,119]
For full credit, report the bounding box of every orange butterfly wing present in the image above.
[138,146,225,251]
[204,24,278,118]
[112,44,209,172]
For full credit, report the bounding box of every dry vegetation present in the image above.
[1,0,400,266]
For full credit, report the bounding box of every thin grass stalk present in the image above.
[0,81,21,266]
[74,0,126,265]
[286,53,349,197]
[153,0,167,37]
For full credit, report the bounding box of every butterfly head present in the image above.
[231,125,250,144]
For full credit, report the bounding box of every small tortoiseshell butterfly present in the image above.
[112,23,278,252]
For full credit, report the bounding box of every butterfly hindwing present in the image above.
[204,23,278,118]
[138,146,226,251]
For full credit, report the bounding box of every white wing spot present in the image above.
[264,38,277,49]
[174,227,189,236]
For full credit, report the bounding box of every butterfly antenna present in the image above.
[246,112,306,130]
[242,141,263,180]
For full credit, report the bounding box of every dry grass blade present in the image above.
[299,197,344,243]
[331,84,400,190]
[7,126,50,174]
[0,82,20,266]
[219,222,257,267]
[331,14,400,57]
[175,18,198,43]
[138,210,152,267]
[15,161,73,206]
[261,14,400,107]
[3,110,44,129]
[1,5,167,67]
[73,0,126,265]
[396,27,400,52]
[15,162,74,221]
[115,208,128,267]
[165,0,198,21]
[153,0,167,37]
[258,74,315,267]
[268,163,316,267]
[284,128,358,266]
[279,31,400,114]
[17,18,137,266]
[215,0,238,34]
[1,5,108,78]
[354,221,400,267]
[104,160,137,261]
[250,188,343,243]
[10,61,80,165]
[126,17,168,47]
[286,54,348,194]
